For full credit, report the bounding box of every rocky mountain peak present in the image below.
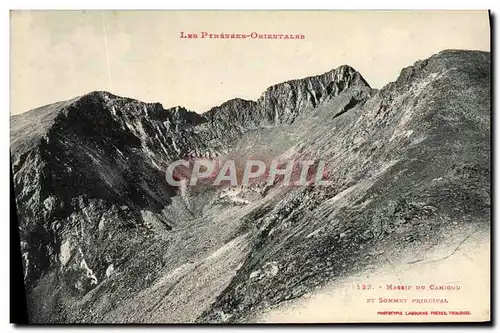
[199,65,372,127]
[163,105,206,127]
[79,90,120,101]
[256,64,372,123]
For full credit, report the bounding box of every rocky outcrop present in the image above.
[257,65,371,124]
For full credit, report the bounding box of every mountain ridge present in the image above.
[12,48,488,121]
[10,49,491,323]
[11,63,371,120]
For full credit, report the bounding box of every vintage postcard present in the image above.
[10,10,491,323]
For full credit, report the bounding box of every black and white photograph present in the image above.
[8,9,492,324]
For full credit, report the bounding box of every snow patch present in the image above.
[79,249,98,285]
[106,264,115,278]
[60,240,72,267]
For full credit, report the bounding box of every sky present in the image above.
[10,10,490,115]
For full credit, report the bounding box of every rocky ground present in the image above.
[11,49,490,323]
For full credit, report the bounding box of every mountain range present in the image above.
[11,49,491,323]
